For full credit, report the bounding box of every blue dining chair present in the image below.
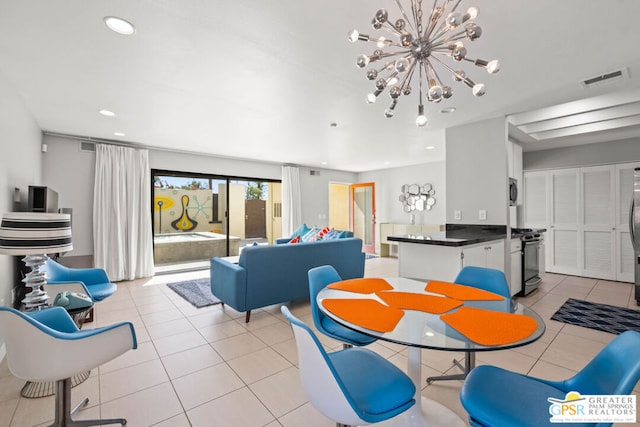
[308,265,376,348]
[460,330,640,427]
[281,305,416,426]
[427,266,511,383]
[0,306,137,427]
[43,258,118,302]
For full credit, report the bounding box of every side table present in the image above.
[20,302,95,398]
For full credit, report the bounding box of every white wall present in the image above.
[358,161,446,226]
[42,135,96,256]
[445,117,509,225]
[0,71,42,357]
[298,166,357,228]
[41,137,356,251]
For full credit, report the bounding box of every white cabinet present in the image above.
[397,239,505,282]
[462,240,505,271]
[510,238,522,297]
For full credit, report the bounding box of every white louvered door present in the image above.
[581,165,615,280]
[548,169,580,275]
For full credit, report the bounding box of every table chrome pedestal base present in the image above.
[373,396,465,427]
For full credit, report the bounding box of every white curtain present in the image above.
[93,144,154,281]
[281,165,302,236]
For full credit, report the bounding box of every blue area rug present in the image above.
[551,298,640,335]
[167,278,221,308]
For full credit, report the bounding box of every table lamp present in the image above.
[0,212,72,310]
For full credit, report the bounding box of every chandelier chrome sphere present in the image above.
[348,0,500,127]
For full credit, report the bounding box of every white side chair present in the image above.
[281,305,415,427]
[0,306,137,427]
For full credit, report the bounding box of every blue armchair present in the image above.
[43,258,117,302]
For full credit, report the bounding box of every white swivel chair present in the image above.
[0,306,137,427]
[427,266,512,383]
[281,305,415,426]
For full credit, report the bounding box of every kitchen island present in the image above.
[388,225,507,283]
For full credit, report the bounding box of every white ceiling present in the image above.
[1,0,640,172]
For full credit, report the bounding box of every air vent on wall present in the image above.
[79,141,96,152]
[309,170,320,176]
[581,68,628,88]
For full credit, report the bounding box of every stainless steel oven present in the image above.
[512,228,543,296]
[522,237,542,295]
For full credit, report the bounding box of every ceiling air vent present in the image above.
[581,68,628,89]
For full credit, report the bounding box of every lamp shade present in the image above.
[0,212,72,255]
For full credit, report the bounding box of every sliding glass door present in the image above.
[152,170,281,270]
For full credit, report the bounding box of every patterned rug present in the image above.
[167,278,221,308]
[551,298,640,335]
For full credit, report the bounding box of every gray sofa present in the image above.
[210,237,365,322]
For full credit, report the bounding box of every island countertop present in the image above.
[387,224,507,247]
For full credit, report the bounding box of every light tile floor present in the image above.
[1,257,640,426]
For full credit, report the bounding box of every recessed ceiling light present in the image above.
[384,161,391,165]
[441,107,456,114]
[321,161,328,165]
[99,109,115,117]
[426,146,435,150]
[113,132,125,137]
[104,16,136,35]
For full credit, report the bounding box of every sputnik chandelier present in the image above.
[348,0,500,127]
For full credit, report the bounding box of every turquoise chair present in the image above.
[308,265,376,348]
[460,330,640,427]
[43,258,117,302]
[427,266,511,383]
[0,306,137,427]
[281,305,415,426]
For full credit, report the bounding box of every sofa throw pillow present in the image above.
[301,227,320,242]
[291,223,310,239]
[310,226,331,241]
[288,235,301,244]
[323,229,339,240]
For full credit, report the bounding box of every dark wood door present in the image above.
[245,199,266,238]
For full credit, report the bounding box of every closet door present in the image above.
[616,162,640,283]
[548,169,580,275]
[581,165,615,280]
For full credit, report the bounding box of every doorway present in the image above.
[351,182,376,253]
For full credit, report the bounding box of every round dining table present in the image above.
[317,276,546,427]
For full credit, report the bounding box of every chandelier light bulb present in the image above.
[350,0,499,126]
[356,54,370,68]
[472,83,486,96]
[487,60,501,74]
[465,7,479,21]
